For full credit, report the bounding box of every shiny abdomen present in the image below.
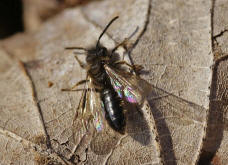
[101,88,125,132]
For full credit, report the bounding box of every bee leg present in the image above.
[114,61,144,74]
[74,55,88,69]
[62,88,99,92]
[61,80,88,91]
[111,27,138,57]
[111,38,129,56]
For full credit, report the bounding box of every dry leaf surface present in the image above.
[1,0,227,164]
[197,0,228,164]
[213,0,228,56]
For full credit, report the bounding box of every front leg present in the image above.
[114,60,144,74]
[111,27,138,57]
[61,79,88,91]
[111,38,130,56]
[74,55,88,69]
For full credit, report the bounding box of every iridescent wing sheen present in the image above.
[104,64,152,105]
[73,76,107,135]
[86,77,107,132]
[72,76,92,136]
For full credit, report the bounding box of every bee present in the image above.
[62,16,150,135]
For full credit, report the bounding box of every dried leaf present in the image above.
[2,0,226,164]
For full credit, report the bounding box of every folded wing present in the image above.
[104,64,152,105]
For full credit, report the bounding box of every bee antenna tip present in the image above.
[96,16,119,48]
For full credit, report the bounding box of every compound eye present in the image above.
[97,47,107,57]
[86,54,95,63]
[101,47,108,56]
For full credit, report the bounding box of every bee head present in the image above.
[85,45,108,63]
[66,16,119,64]
[96,45,108,57]
[95,16,119,58]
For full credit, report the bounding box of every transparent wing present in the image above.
[71,75,111,158]
[73,75,107,135]
[86,77,107,132]
[104,64,206,123]
[104,64,152,105]
[72,76,91,136]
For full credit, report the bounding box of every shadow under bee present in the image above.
[89,103,151,155]
[146,85,207,165]
[125,102,151,146]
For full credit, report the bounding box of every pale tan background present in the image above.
[0,0,227,164]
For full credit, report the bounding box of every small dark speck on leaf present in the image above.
[48,81,54,88]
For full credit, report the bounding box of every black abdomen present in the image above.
[101,88,125,133]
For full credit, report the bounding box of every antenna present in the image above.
[96,16,119,49]
[65,47,88,51]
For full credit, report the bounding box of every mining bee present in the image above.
[62,16,151,135]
